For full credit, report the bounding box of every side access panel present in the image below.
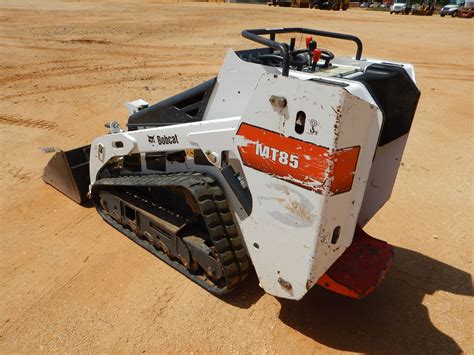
[354,63,420,226]
[231,73,383,300]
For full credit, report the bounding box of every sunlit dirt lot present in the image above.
[0,1,472,352]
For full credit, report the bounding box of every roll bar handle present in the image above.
[241,28,363,76]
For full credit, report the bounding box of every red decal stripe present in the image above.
[236,123,359,195]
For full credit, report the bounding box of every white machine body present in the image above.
[86,43,418,300]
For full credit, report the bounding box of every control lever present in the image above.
[289,37,296,53]
[308,40,317,66]
[312,49,322,71]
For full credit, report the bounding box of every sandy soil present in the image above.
[0,1,472,353]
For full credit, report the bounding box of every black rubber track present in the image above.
[91,172,249,295]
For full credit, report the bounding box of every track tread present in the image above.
[91,172,249,295]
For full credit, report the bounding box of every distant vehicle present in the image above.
[291,0,311,6]
[310,0,350,10]
[411,2,435,15]
[457,0,474,16]
[440,0,464,16]
[267,0,292,6]
[390,0,411,13]
[267,0,310,7]
[360,1,368,6]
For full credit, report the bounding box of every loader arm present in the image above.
[89,117,240,186]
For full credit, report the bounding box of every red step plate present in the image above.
[317,226,394,299]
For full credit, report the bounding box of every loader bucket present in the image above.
[42,145,91,204]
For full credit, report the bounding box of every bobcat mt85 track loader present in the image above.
[43,28,420,300]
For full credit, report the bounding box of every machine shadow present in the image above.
[80,200,94,208]
[77,192,472,351]
[277,246,472,354]
[220,269,266,308]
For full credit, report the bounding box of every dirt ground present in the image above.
[0,0,472,353]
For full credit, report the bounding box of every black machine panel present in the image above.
[352,63,420,146]
[127,78,216,130]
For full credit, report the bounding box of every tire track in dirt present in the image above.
[0,114,75,138]
[0,114,57,130]
[0,61,198,85]
[0,79,141,101]
[0,34,198,51]
[0,43,175,61]
[411,61,474,71]
[0,43,83,54]
[0,161,39,182]
[0,36,216,60]
[422,74,474,82]
[0,58,90,71]
[0,67,203,101]
[0,64,92,84]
